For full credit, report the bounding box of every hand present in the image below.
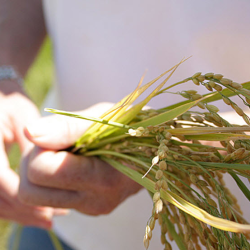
[0,82,67,229]
[18,103,142,215]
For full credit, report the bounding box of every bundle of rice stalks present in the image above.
[47,60,250,250]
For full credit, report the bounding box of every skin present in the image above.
[0,0,142,227]
[18,105,142,215]
[0,0,60,228]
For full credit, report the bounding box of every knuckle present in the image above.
[27,163,43,184]
[18,185,33,205]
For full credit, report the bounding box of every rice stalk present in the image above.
[46,62,250,250]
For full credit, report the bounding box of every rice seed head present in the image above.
[180,92,190,98]
[153,192,161,203]
[213,84,223,91]
[158,150,167,160]
[159,161,167,171]
[190,174,198,184]
[197,102,206,109]
[213,73,224,80]
[161,234,167,244]
[243,114,250,125]
[156,170,164,180]
[161,180,169,191]
[231,81,242,90]
[143,235,150,249]
[155,180,163,190]
[197,180,209,187]
[220,78,232,85]
[186,90,198,95]
[234,148,246,158]
[128,128,137,136]
[208,81,216,88]
[164,242,172,250]
[204,82,213,91]
[161,221,168,234]
[164,131,172,140]
[222,96,231,105]
[206,104,219,113]
[187,241,194,250]
[202,186,212,195]
[179,212,186,224]
[231,103,244,116]
[192,72,202,78]
[187,216,196,228]
[241,88,250,95]
[192,94,203,100]
[145,225,152,239]
[159,144,169,153]
[207,198,217,208]
[137,126,145,131]
[245,97,250,104]
[192,78,200,86]
[152,155,159,165]
[205,72,214,78]
[155,199,163,214]
[197,75,205,82]
[149,217,156,230]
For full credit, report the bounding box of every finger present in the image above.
[0,133,11,171]
[0,198,52,228]
[19,151,80,208]
[27,148,122,191]
[0,167,58,229]
[10,98,40,152]
[0,139,67,227]
[24,102,114,150]
[24,114,91,150]
[0,166,69,226]
[21,149,142,215]
[0,133,20,200]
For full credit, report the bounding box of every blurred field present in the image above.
[0,38,53,250]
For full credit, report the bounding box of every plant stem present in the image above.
[48,230,65,250]
[12,224,22,250]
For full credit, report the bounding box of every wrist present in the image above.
[0,66,25,95]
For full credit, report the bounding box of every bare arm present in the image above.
[0,0,46,78]
[0,1,67,228]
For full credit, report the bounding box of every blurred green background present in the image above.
[0,38,53,250]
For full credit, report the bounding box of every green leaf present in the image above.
[185,133,250,141]
[102,156,250,233]
[74,61,186,146]
[167,126,250,135]
[45,108,130,129]
[132,100,200,128]
[229,171,250,202]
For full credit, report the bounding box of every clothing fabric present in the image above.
[8,225,74,250]
[40,1,250,249]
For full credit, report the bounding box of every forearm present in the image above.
[0,0,46,77]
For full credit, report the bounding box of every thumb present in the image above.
[24,103,114,150]
[24,113,92,150]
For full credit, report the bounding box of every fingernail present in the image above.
[53,209,71,216]
[25,120,51,138]
[34,209,53,221]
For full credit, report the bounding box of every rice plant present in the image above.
[47,60,250,250]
